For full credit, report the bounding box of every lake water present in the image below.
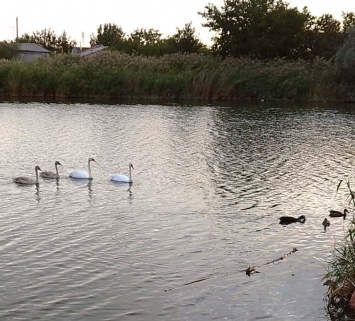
[0,100,355,320]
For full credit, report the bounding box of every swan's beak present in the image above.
[131,164,134,169]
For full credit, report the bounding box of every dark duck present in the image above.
[279,215,306,225]
[329,209,348,219]
[322,218,330,231]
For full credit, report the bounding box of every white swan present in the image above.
[40,161,62,179]
[109,163,134,183]
[14,165,42,185]
[69,158,96,179]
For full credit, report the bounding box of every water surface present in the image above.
[0,101,354,320]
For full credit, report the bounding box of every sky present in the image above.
[1,0,354,47]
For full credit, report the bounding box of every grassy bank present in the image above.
[0,52,342,102]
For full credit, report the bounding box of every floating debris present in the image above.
[165,247,298,291]
[245,266,260,276]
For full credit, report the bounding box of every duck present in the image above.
[279,215,306,225]
[329,209,348,219]
[322,218,330,231]
[13,166,42,185]
[69,158,96,179]
[109,163,134,183]
[40,161,62,179]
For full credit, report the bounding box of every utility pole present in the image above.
[16,17,18,41]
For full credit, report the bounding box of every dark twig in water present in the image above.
[165,247,298,291]
[264,247,298,265]
[164,277,210,292]
[244,247,298,276]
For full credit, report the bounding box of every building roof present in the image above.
[77,45,107,57]
[72,46,90,54]
[17,43,50,53]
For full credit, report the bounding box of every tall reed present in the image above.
[324,180,355,319]
[0,52,339,101]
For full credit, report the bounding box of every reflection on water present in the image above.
[87,180,93,200]
[0,101,355,320]
[68,178,95,201]
[35,183,41,203]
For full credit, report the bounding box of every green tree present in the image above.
[125,28,164,56]
[90,23,125,47]
[312,14,342,60]
[200,0,314,59]
[262,6,314,59]
[57,31,75,54]
[342,12,355,32]
[17,29,76,53]
[167,22,205,54]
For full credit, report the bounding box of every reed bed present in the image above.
[323,180,355,320]
[0,52,340,101]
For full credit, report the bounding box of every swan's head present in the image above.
[55,161,62,166]
[35,166,42,171]
[129,163,134,169]
[89,158,96,163]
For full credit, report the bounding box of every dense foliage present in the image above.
[17,29,76,54]
[1,0,353,60]
[90,23,125,47]
[89,22,205,56]
[0,52,337,101]
[200,0,355,60]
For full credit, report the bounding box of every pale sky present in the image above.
[1,0,354,47]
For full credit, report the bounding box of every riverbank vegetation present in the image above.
[323,180,355,319]
[0,0,355,102]
[0,52,340,101]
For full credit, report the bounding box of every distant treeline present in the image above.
[1,0,355,60]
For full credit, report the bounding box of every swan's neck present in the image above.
[35,168,39,184]
[128,165,132,182]
[55,164,59,177]
[88,160,92,179]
